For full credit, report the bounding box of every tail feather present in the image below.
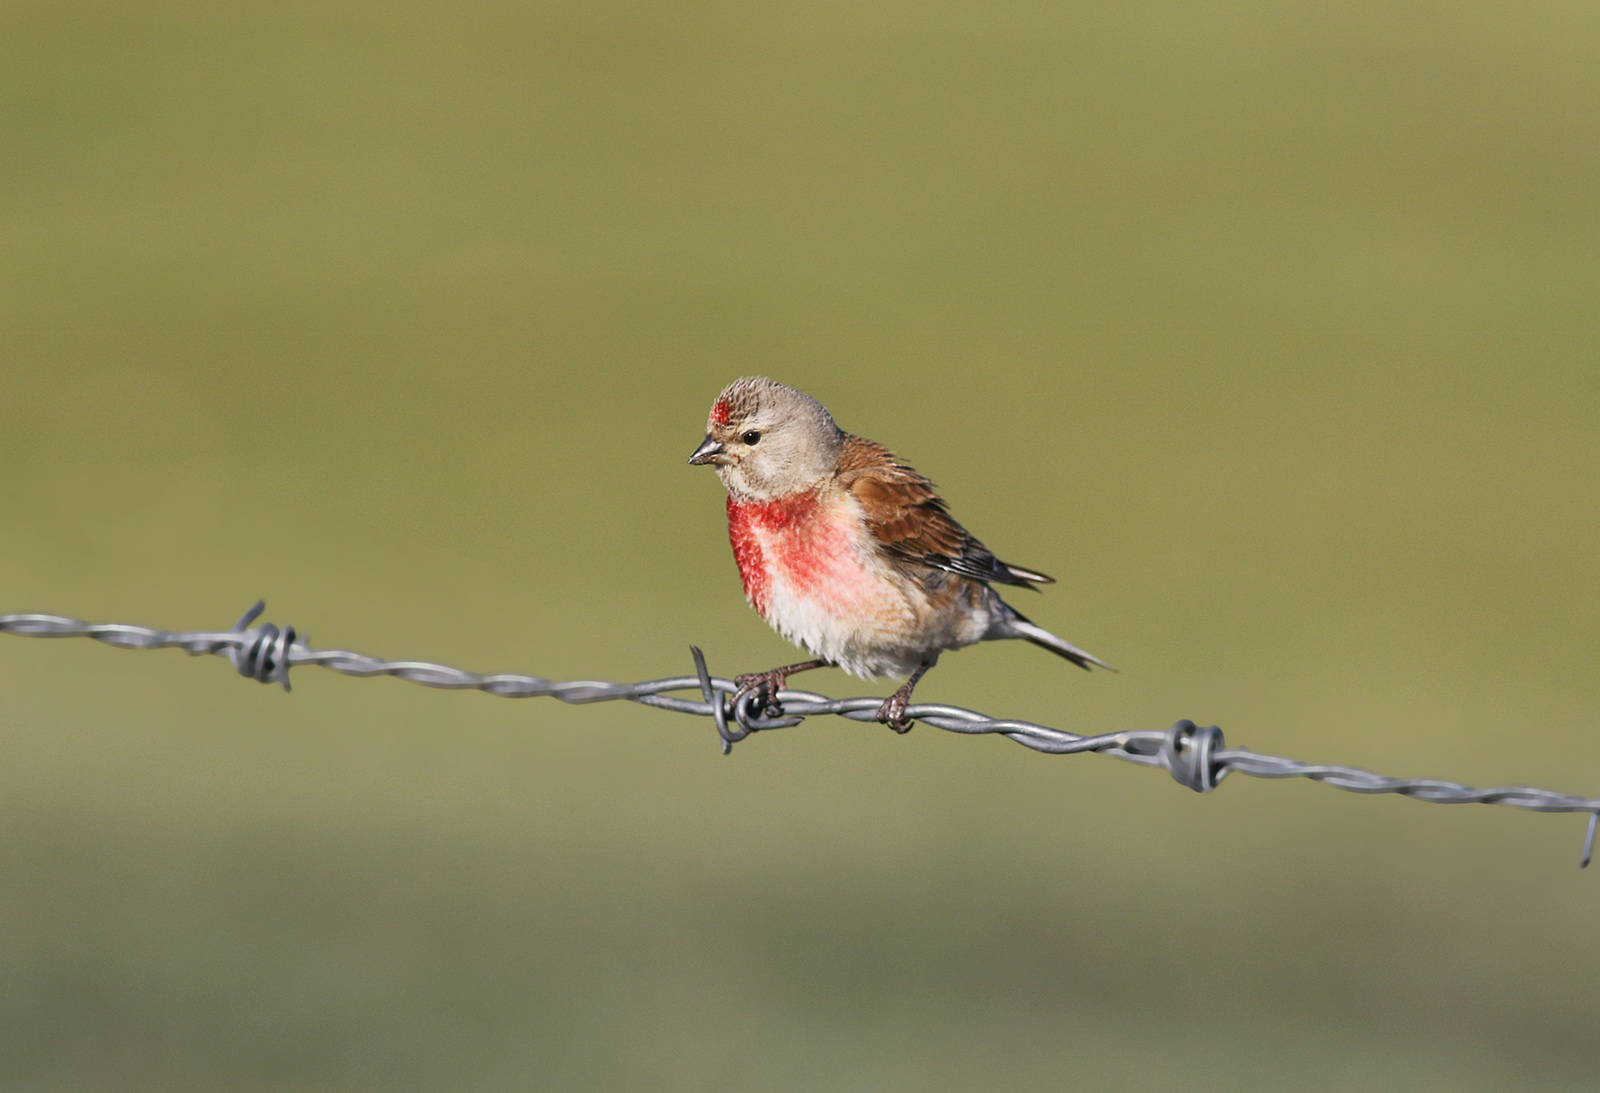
[1001,610,1115,672]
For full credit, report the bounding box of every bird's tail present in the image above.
[994,604,1115,672]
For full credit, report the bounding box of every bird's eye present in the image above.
[742,430,761,445]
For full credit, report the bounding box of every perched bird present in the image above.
[688,377,1110,730]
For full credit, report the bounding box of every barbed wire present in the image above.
[3,600,1596,868]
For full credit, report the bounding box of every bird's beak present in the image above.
[687,435,726,466]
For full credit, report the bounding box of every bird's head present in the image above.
[688,377,845,501]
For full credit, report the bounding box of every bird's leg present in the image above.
[734,658,832,715]
[876,660,933,734]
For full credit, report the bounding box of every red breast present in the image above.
[725,490,827,618]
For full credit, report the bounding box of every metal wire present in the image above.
[3,601,1597,867]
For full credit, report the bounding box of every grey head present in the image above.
[687,377,846,501]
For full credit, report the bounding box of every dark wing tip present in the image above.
[999,563,1055,587]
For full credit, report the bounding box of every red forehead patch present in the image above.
[710,398,731,425]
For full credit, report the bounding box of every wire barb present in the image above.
[1162,720,1226,793]
[690,645,740,755]
[229,599,295,691]
[3,602,1598,867]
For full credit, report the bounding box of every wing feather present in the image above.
[836,436,1054,589]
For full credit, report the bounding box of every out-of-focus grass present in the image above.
[1,1,1598,1089]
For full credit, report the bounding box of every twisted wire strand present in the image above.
[3,602,1596,866]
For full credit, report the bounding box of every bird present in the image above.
[687,377,1110,731]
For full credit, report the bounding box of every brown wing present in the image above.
[836,435,1054,589]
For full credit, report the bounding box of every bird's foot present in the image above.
[732,659,831,719]
[874,662,931,734]
[734,668,793,717]
[875,691,915,734]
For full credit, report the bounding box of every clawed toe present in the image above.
[732,659,832,719]
[734,670,787,715]
[873,660,932,734]
[875,695,914,734]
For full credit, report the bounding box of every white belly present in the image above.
[753,516,991,680]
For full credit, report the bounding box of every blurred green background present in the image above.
[2,1,1598,1089]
